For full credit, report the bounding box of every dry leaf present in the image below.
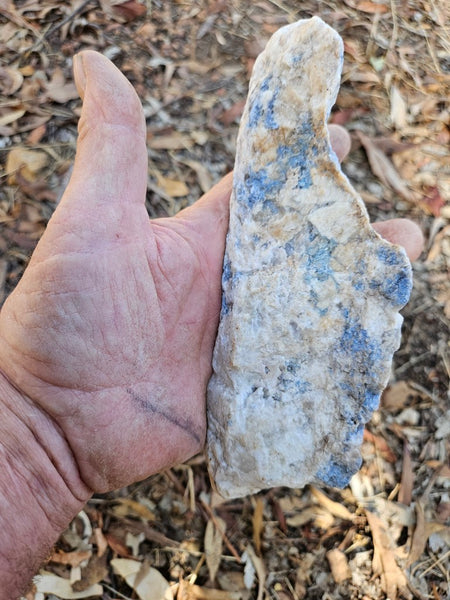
[398,441,414,506]
[365,510,411,600]
[390,85,408,129]
[157,175,189,198]
[363,429,397,462]
[326,549,351,583]
[178,580,245,600]
[357,1,388,13]
[111,559,173,600]
[286,505,334,529]
[381,381,414,412]
[46,67,79,103]
[0,65,23,95]
[310,487,355,521]
[357,131,417,203]
[179,158,213,193]
[407,502,426,566]
[100,0,146,22]
[26,123,46,145]
[35,572,102,599]
[242,545,266,600]
[148,132,193,150]
[72,555,108,591]
[0,107,26,127]
[6,147,48,184]
[252,497,264,554]
[112,498,156,521]
[204,516,226,582]
[105,532,132,557]
[219,100,246,125]
[421,186,446,217]
[49,549,92,568]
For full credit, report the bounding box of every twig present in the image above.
[200,498,241,562]
[26,0,94,53]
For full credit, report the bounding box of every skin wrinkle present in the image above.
[126,387,203,446]
[0,379,90,509]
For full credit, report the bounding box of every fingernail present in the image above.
[73,53,86,99]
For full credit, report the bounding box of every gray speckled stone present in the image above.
[206,16,412,499]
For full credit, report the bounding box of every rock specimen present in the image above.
[206,17,412,499]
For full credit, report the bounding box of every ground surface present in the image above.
[0,1,449,599]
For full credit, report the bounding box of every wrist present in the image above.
[0,369,91,599]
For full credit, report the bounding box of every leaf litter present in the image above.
[0,1,448,599]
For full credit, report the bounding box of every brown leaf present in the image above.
[371,137,416,156]
[178,580,244,600]
[357,1,389,13]
[93,527,108,558]
[363,429,397,463]
[381,381,414,412]
[326,549,351,583]
[0,66,23,95]
[46,67,79,103]
[398,441,414,506]
[157,175,189,198]
[310,487,355,521]
[357,131,417,203]
[49,549,92,568]
[148,132,193,150]
[111,498,156,521]
[105,532,132,557]
[252,497,264,554]
[26,123,46,145]
[73,555,108,591]
[204,516,225,582]
[219,100,246,125]
[100,0,146,22]
[6,147,48,184]
[365,510,411,600]
[0,107,26,128]
[420,186,446,217]
[407,502,426,566]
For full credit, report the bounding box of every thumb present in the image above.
[54,51,148,246]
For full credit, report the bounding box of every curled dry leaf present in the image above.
[46,67,79,103]
[0,65,23,95]
[0,107,26,128]
[6,147,48,184]
[357,131,418,203]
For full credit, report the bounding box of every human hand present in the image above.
[0,52,423,499]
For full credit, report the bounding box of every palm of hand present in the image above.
[0,178,230,491]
